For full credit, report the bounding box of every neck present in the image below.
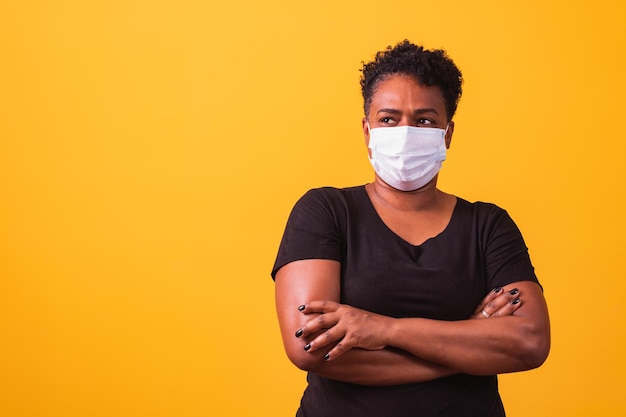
[366,176,445,212]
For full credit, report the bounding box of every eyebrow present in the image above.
[376,108,440,116]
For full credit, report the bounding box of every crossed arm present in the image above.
[275,259,550,386]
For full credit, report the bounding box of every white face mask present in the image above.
[367,124,448,191]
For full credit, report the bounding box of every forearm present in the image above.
[302,347,457,386]
[286,310,458,385]
[386,282,550,375]
[275,260,457,385]
[299,281,550,376]
[389,317,533,374]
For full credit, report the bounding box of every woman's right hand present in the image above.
[470,286,522,319]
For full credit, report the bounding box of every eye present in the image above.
[416,118,433,125]
[379,116,396,125]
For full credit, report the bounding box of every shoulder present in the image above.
[455,197,511,222]
[453,198,527,252]
[294,185,366,211]
[455,197,505,214]
[453,197,522,236]
[287,185,366,227]
[300,185,366,199]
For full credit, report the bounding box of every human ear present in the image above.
[445,121,454,149]
[362,117,370,146]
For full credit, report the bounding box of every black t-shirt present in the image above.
[272,186,540,417]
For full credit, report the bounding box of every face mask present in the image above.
[367,124,448,191]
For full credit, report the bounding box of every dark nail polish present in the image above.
[298,305,306,311]
[493,287,502,293]
[509,288,519,295]
[511,298,521,305]
[295,329,303,338]
[324,353,330,361]
[304,343,311,351]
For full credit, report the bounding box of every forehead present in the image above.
[370,74,446,113]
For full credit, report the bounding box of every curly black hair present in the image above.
[360,40,463,121]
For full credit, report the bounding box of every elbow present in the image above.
[284,343,321,372]
[519,329,551,370]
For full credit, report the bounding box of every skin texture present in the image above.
[274,74,550,386]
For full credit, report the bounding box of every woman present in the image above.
[271,40,550,417]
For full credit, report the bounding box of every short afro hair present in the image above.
[360,40,463,121]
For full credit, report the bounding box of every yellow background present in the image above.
[1,0,624,416]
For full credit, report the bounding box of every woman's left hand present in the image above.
[295,301,393,361]
[469,286,522,320]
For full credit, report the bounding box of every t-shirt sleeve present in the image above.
[271,188,344,279]
[480,204,541,290]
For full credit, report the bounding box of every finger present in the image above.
[472,287,503,316]
[490,297,522,318]
[298,300,340,314]
[304,326,345,353]
[471,307,494,320]
[323,340,353,361]
[295,311,339,339]
[474,287,521,319]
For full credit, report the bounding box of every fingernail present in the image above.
[493,287,502,293]
[324,353,330,361]
[511,298,521,305]
[509,288,519,295]
[304,344,311,351]
[298,305,306,311]
[295,329,303,338]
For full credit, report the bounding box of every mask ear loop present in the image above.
[442,123,452,144]
[365,121,375,160]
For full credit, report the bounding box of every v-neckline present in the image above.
[358,185,459,248]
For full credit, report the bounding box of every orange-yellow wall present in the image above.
[1,1,625,416]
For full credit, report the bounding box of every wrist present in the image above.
[383,316,399,347]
